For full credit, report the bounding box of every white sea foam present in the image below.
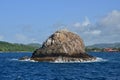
[19,58,38,62]
[93,57,107,62]
[53,57,107,63]
[11,58,38,62]
[81,57,107,63]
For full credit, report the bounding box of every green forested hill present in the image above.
[0,41,40,52]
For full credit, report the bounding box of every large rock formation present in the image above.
[31,29,96,62]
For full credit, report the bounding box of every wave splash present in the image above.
[20,58,38,62]
[53,57,107,63]
[11,58,38,62]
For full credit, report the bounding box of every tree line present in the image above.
[0,41,38,52]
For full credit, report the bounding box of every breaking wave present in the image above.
[53,57,107,63]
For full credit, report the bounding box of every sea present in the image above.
[0,52,120,80]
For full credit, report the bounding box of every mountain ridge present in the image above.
[87,42,120,48]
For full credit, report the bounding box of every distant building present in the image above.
[104,48,119,52]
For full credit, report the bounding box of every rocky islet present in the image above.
[30,29,96,62]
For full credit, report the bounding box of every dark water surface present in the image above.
[0,52,120,80]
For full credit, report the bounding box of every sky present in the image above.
[0,0,120,45]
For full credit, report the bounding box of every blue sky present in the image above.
[0,0,120,45]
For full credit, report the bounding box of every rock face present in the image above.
[31,29,95,62]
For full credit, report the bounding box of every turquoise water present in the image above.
[0,52,120,80]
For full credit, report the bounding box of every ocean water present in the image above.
[0,52,120,80]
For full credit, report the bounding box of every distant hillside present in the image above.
[87,42,120,48]
[0,41,39,52]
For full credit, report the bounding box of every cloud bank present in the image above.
[1,10,120,45]
[70,10,120,45]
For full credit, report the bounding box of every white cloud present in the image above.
[73,16,101,36]
[74,16,91,28]
[74,22,81,27]
[99,10,120,35]
[100,10,120,27]
[71,10,120,45]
